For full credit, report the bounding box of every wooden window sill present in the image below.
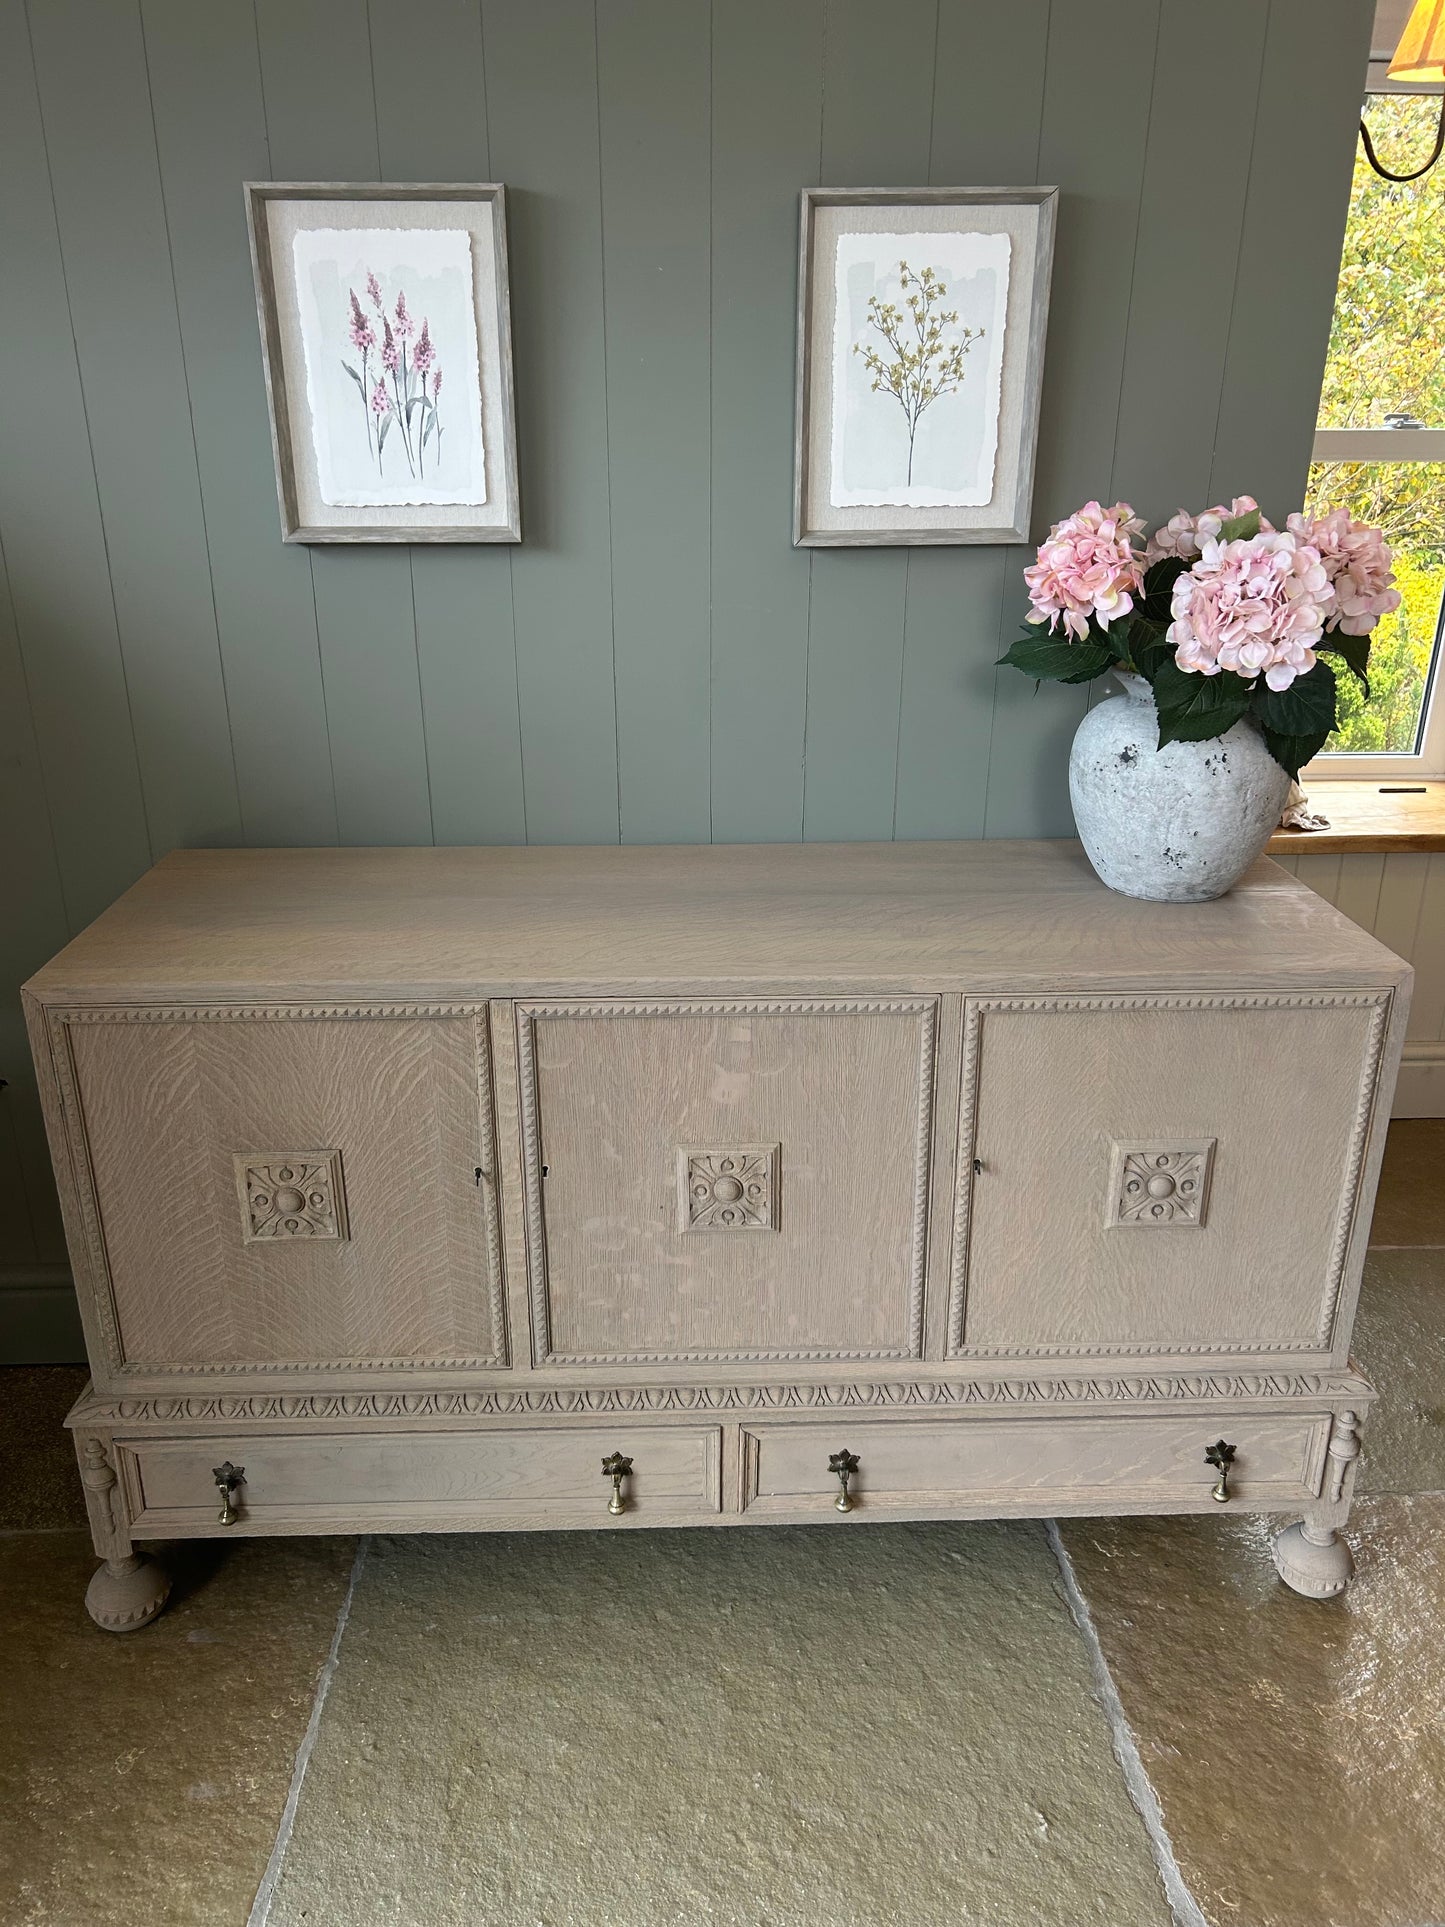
[1267,780,1445,855]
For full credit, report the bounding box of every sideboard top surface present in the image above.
[24,841,1408,1003]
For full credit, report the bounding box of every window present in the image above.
[1308,92,1445,779]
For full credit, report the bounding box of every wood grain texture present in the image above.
[738,1412,1331,1516]
[515,999,937,1364]
[119,1423,723,1531]
[56,1008,505,1379]
[952,993,1391,1362]
[24,844,1410,1004]
[1269,782,1445,855]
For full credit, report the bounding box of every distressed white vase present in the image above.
[1069,672,1290,904]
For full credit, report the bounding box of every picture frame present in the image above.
[243,182,521,544]
[793,186,1057,547]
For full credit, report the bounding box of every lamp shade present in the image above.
[1388,0,1445,81]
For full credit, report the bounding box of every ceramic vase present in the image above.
[1068,672,1290,904]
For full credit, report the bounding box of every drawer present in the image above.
[739,1413,1331,1518]
[117,1425,723,1533]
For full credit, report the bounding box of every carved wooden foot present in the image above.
[1272,1520,1354,1600]
[84,1552,171,1632]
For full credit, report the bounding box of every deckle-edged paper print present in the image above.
[829,228,1010,509]
[293,227,487,508]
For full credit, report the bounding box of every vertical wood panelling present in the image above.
[1373,853,1430,1033]
[597,0,712,844]
[1410,855,1445,1040]
[0,539,68,1262]
[709,0,822,842]
[1210,0,1374,520]
[1333,852,1386,931]
[893,0,1049,840]
[801,0,937,842]
[369,0,527,848]
[254,0,433,846]
[26,0,243,856]
[0,0,152,929]
[1111,0,1267,525]
[142,0,337,849]
[982,1,1162,839]
[485,0,621,844]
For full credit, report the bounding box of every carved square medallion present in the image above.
[1105,1139,1215,1228]
[678,1145,781,1233]
[236,1151,349,1243]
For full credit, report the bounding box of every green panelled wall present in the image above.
[0,0,1371,1354]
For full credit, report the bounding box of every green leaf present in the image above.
[1123,619,1174,685]
[1137,555,1187,626]
[1250,660,1337,739]
[1151,659,1253,746]
[996,632,1114,686]
[341,360,365,395]
[1219,507,1261,543]
[1259,725,1332,779]
[1317,632,1371,697]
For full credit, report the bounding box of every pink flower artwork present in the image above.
[342,272,445,482]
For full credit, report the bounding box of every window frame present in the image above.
[1304,79,1445,784]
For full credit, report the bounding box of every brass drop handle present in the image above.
[601,1451,633,1516]
[1205,1439,1236,1503]
[213,1461,245,1526]
[829,1448,861,1513]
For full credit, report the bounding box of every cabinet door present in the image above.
[513,998,938,1365]
[951,992,1392,1362]
[48,1006,505,1376]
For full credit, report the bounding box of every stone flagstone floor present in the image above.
[2,1120,1442,1927]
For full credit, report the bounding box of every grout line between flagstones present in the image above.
[247,1535,370,1927]
[1046,1519,1210,1927]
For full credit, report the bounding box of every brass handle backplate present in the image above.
[828,1448,861,1513]
[1204,1439,1236,1503]
[601,1451,633,1516]
[212,1460,245,1526]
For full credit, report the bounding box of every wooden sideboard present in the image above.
[24,842,1410,1630]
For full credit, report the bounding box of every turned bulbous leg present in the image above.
[85,1552,171,1632]
[1272,1521,1354,1600]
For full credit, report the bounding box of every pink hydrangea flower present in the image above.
[1144,496,1273,564]
[413,317,435,376]
[1024,500,1145,641]
[348,290,374,355]
[1168,530,1334,691]
[394,290,414,340]
[1285,508,1400,636]
[370,379,391,418]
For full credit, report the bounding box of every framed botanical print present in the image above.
[244,182,520,543]
[793,187,1057,546]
